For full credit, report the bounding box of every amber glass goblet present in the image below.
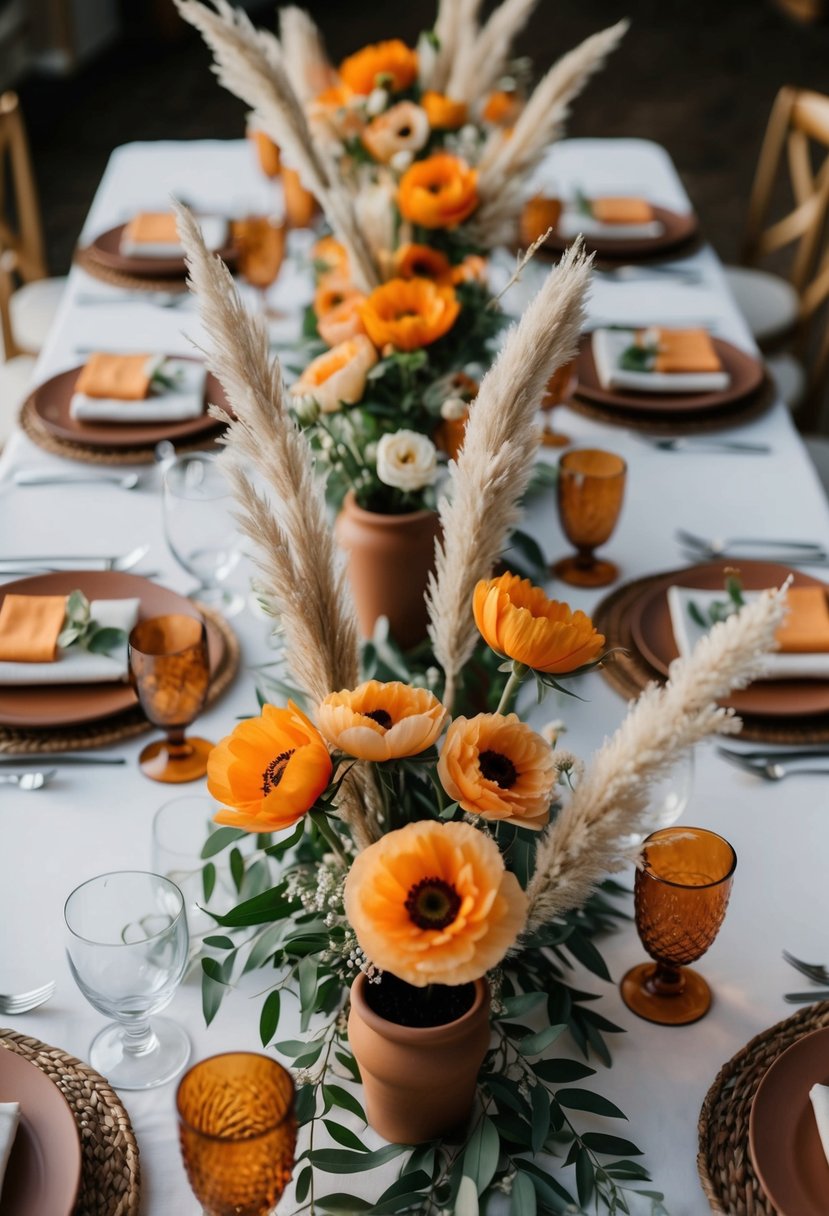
[540,355,577,449]
[177,1053,296,1216]
[553,448,626,586]
[129,614,213,784]
[620,826,737,1026]
[233,216,287,317]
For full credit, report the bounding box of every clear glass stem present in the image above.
[121,1017,159,1057]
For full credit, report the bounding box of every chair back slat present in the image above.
[0,92,47,285]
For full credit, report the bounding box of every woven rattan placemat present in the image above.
[0,604,239,754]
[0,1027,141,1215]
[569,376,775,435]
[592,570,829,744]
[74,245,188,295]
[697,1001,829,1214]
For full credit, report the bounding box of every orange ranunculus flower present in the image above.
[474,573,606,674]
[362,101,430,163]
[207,702,333,834]
[520,195,562,246]
[316,83,354,108]
[313,235,349,277]
[394,243,453,284]
[282,167,318,229]
[437,713,555,831]
[317,294,367,346]
[343,820,527,986]
[360,277,459,351]
[482,89,522,125]
[314,273,360,318]
[290,334,378,413]
[249,128,280,178]
[317,680,447,761]
[339,39,418,95]
[398,154,479,229]
[421,91,468,130]
[451,254,487,285]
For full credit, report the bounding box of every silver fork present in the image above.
[0,544,149,575]
[637,437,771,454]
[719,756,829,781]
[595,264,703,285]
[0,981,56,1015]
[783,949,829,986]
[0,771,56,791]
[675,527,826,557]
[75,290,190,309]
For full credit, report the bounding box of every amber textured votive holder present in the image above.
[620,826,737,1026]
[129,614,213,784]
[553,448,626,586]
[177,1052,296,1216]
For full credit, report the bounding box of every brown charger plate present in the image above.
[0,571,225,729]
[86,222,237,279]
[0,1049,82,1216]
[749,1026,829,1216]
[29,363,230,449]
[575,334,766,416]
[629,560,829,719]
[540,204,699,260]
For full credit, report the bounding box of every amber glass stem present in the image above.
[648,962,684,996]
[165,730,194,760]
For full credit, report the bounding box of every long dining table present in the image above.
[1,136,828,1214]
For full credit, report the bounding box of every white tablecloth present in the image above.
[1,138,828,1215]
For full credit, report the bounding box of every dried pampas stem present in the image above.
[427,0,484,93]
[524,584,789,931]
[446,0,540,102]
[279,6,336,103]
[427,240,592,709]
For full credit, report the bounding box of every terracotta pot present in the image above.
[348,973,491,1144]
[335,491,440,650]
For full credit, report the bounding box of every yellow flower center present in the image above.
[404,877,462,930]
[478,749,518,789]
[364,708,393,730]
[261,749,295,795]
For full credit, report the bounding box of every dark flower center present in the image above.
[261,749,295,795]
[479,748,518,789]
[398,124,412,137]
[405,877,462,930]
[364,708,393,729]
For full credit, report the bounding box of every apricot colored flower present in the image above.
[473,573,606,674]
[207,702,333,834]
[394,243,452,284]
[398,154,479,229]
[290,334,377,413]
[313,235,349,277]
[339,40,418,95]
[317,294,367,346]
[343,820,527,986]
[249,128,280,178]
[317,680,447,761]
[482,89,522,125]
[362,101,429,163]
[438,713,555,831]
[314,273,360,318]
[282,167,318,228]
[360,277,459,351]
[451,254,487,285]
[421,91,468,130]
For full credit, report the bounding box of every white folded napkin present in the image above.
[0,598,140,686]
[70,359,207,425]
[558,207,664,241]
[120,215,227,258]
[0,1102,20,1199]
[810,1084,829,1168]
[592,329,731,394]
[668,586,829,680]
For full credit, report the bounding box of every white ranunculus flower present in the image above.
[440,395,468,421]
[376,430,438,492]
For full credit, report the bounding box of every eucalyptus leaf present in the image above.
[201,826,247,859]
[259,989,281,1047]
[454,1175,479,1216]
[462,1115,499,1195]
[202,862,216,903]
[322,1084,366,1123]
[556,1088,627,1119]
[322,1120,369,1152]
[86,626,127,655]
[307,1144,408,1174]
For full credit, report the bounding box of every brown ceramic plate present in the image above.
[86,222,237,279]
[0,1048,82,1216]
[0,571,225,729]
[749,1026,829,1216]
[629,560,829,719]
[575,335,766,416]
[540,204,699,260]
[29,363,230,449]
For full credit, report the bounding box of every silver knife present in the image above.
[0,756,126,766]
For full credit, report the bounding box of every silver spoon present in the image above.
[0,770,56,791]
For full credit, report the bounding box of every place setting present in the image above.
[521,189,700,260]
[76,207,238,291]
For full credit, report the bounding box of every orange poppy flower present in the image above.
[482,89,522,125]
[438,713,555,830]
[394,243,453,284]
[339,39,418,95]
[398,154,478,230]
[313,235,349,277]
[451,254,487,285]
[317,294,367,347]
[421,91,468,130]
[343,820,527,986]
[316,83,354,109]
[314,273,360,318]
[317,680,447,761]
[289,334,378,413]
[473,573,605,674]
[207,702,333,834]
[360,277,459,351]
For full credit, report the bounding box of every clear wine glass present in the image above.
[64,871,191,1089]
[163,453,243,616]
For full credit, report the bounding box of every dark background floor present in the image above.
[17,0,829,275]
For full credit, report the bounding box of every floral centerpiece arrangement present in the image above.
[177,205,786,1216]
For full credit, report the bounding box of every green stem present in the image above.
[495,663,528,715]
[311,812,349,865]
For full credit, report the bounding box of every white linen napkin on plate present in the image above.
[592,329,731,394]
[558,207,663,241]
[810,1084,829,1166]
[0,598,140,686]
[70,359,207,424]
[120,215,227,258]
[0,1102,20,1198]
[667,586,829,680]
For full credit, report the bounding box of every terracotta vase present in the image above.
[335,491,440,650]
[347,973,491,1144]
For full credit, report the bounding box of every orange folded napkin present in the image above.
[591,196,655,224]
[776,587,829,653]
[520,196,562,244]
[75,353,154,401]
[639,328,723,374]
[122,211,179,246]
[0,594,66,663]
